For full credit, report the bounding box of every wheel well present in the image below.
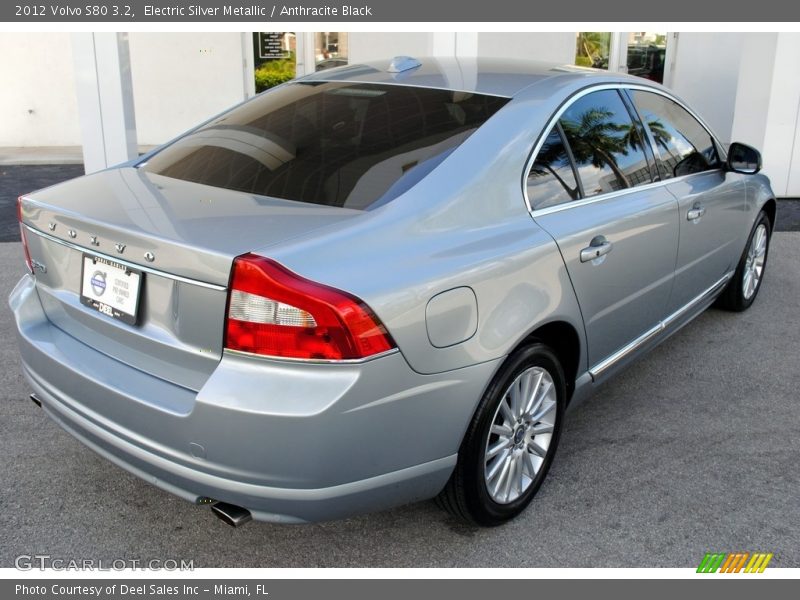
[762,198,777,232]
[514,321,581,403]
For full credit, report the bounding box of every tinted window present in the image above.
[527,127,580,210]
[143,82,508,210]
[558,89,652,197]
[629,90,720,179]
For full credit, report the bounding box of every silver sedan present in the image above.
[10,57,775,526]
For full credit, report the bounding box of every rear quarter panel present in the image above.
[256,79,595,376]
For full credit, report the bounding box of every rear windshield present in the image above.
[142,82,508,210]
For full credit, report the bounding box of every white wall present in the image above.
[0,32,250,148]
[348,32,432,62]
[0,32,81,146]
[762,33,800,197]
[731,33,800,197]
[668,32,745,144]
[662,31,800,195]
[128,33,250,145]
[348,32,576,64]
[729,33,777,150]
[789,102,800,196]
[478,32,575,63]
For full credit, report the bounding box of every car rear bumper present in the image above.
[10,274,500,523]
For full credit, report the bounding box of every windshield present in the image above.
[143,81,509,210]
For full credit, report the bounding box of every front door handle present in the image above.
[580,236,613,263]
[687,205,706,221]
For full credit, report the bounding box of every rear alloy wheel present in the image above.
[436,344,565,525]
[483,366,557,504]
[716,210,771,311]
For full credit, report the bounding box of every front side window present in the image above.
[558,89,653,197]
[143,82,508,210]
[629,90,721,179]
[527,126,580,210]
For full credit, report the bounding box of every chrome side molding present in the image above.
[589,272,733,380]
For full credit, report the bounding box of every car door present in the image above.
[626,88,747,313]
[527,88,680,370]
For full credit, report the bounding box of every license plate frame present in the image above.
[79,254,142,325]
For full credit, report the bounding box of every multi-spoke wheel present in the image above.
[717,210,771,312]
[742,223,767,300]
[436,343,565,525]
[484,367,557,504]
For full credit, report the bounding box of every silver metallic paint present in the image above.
[10,58,776,522]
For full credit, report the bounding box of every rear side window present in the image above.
[629,90,721,179]
[143,82,509,210]
[558,89,653,197]
[527,126,580,210]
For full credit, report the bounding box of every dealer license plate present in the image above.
[79,255,142,325]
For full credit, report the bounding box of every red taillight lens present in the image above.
[224,253,396,360]
[18,196,33,273]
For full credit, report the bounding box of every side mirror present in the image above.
[726,142,762,174]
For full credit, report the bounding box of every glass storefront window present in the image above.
[314,32,349,72]
[575,32,611,69]
[625,32,667,83]
[253,32,296,93]
[575,32,669,84]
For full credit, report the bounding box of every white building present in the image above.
[1,31,798,196]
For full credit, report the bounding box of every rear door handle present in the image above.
[687,205,706,221]
[580,237,613,263]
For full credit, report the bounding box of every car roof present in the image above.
[300,56,642,98]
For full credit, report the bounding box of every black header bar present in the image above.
[3,0,800,22]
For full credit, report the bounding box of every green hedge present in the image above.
[255,52,296,92]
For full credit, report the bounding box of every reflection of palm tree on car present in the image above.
[621,117,678,167]
[529,135,580,201]
[561,107,634,187]
[640,118,678,160]
[643,118,672,149]
[532,109,679,198]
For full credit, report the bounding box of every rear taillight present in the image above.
[18,196,33,273]
[224,253,396,361]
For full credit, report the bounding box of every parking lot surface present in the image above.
[1,235,798,568]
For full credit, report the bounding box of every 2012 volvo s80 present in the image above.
[10,57,775,526]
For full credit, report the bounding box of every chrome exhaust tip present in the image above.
[30,394,41,408]
[211,502,252,527]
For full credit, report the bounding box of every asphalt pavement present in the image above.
[0,164,85,242]
[0,233,798,568]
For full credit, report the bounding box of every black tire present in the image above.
[436,343,566,526]
[716,210,771,312]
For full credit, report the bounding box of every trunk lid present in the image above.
[20,167,360,391]
[23,167,359,286]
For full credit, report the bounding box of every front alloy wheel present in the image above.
[716,210,771,311]
[742,223,768,300]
